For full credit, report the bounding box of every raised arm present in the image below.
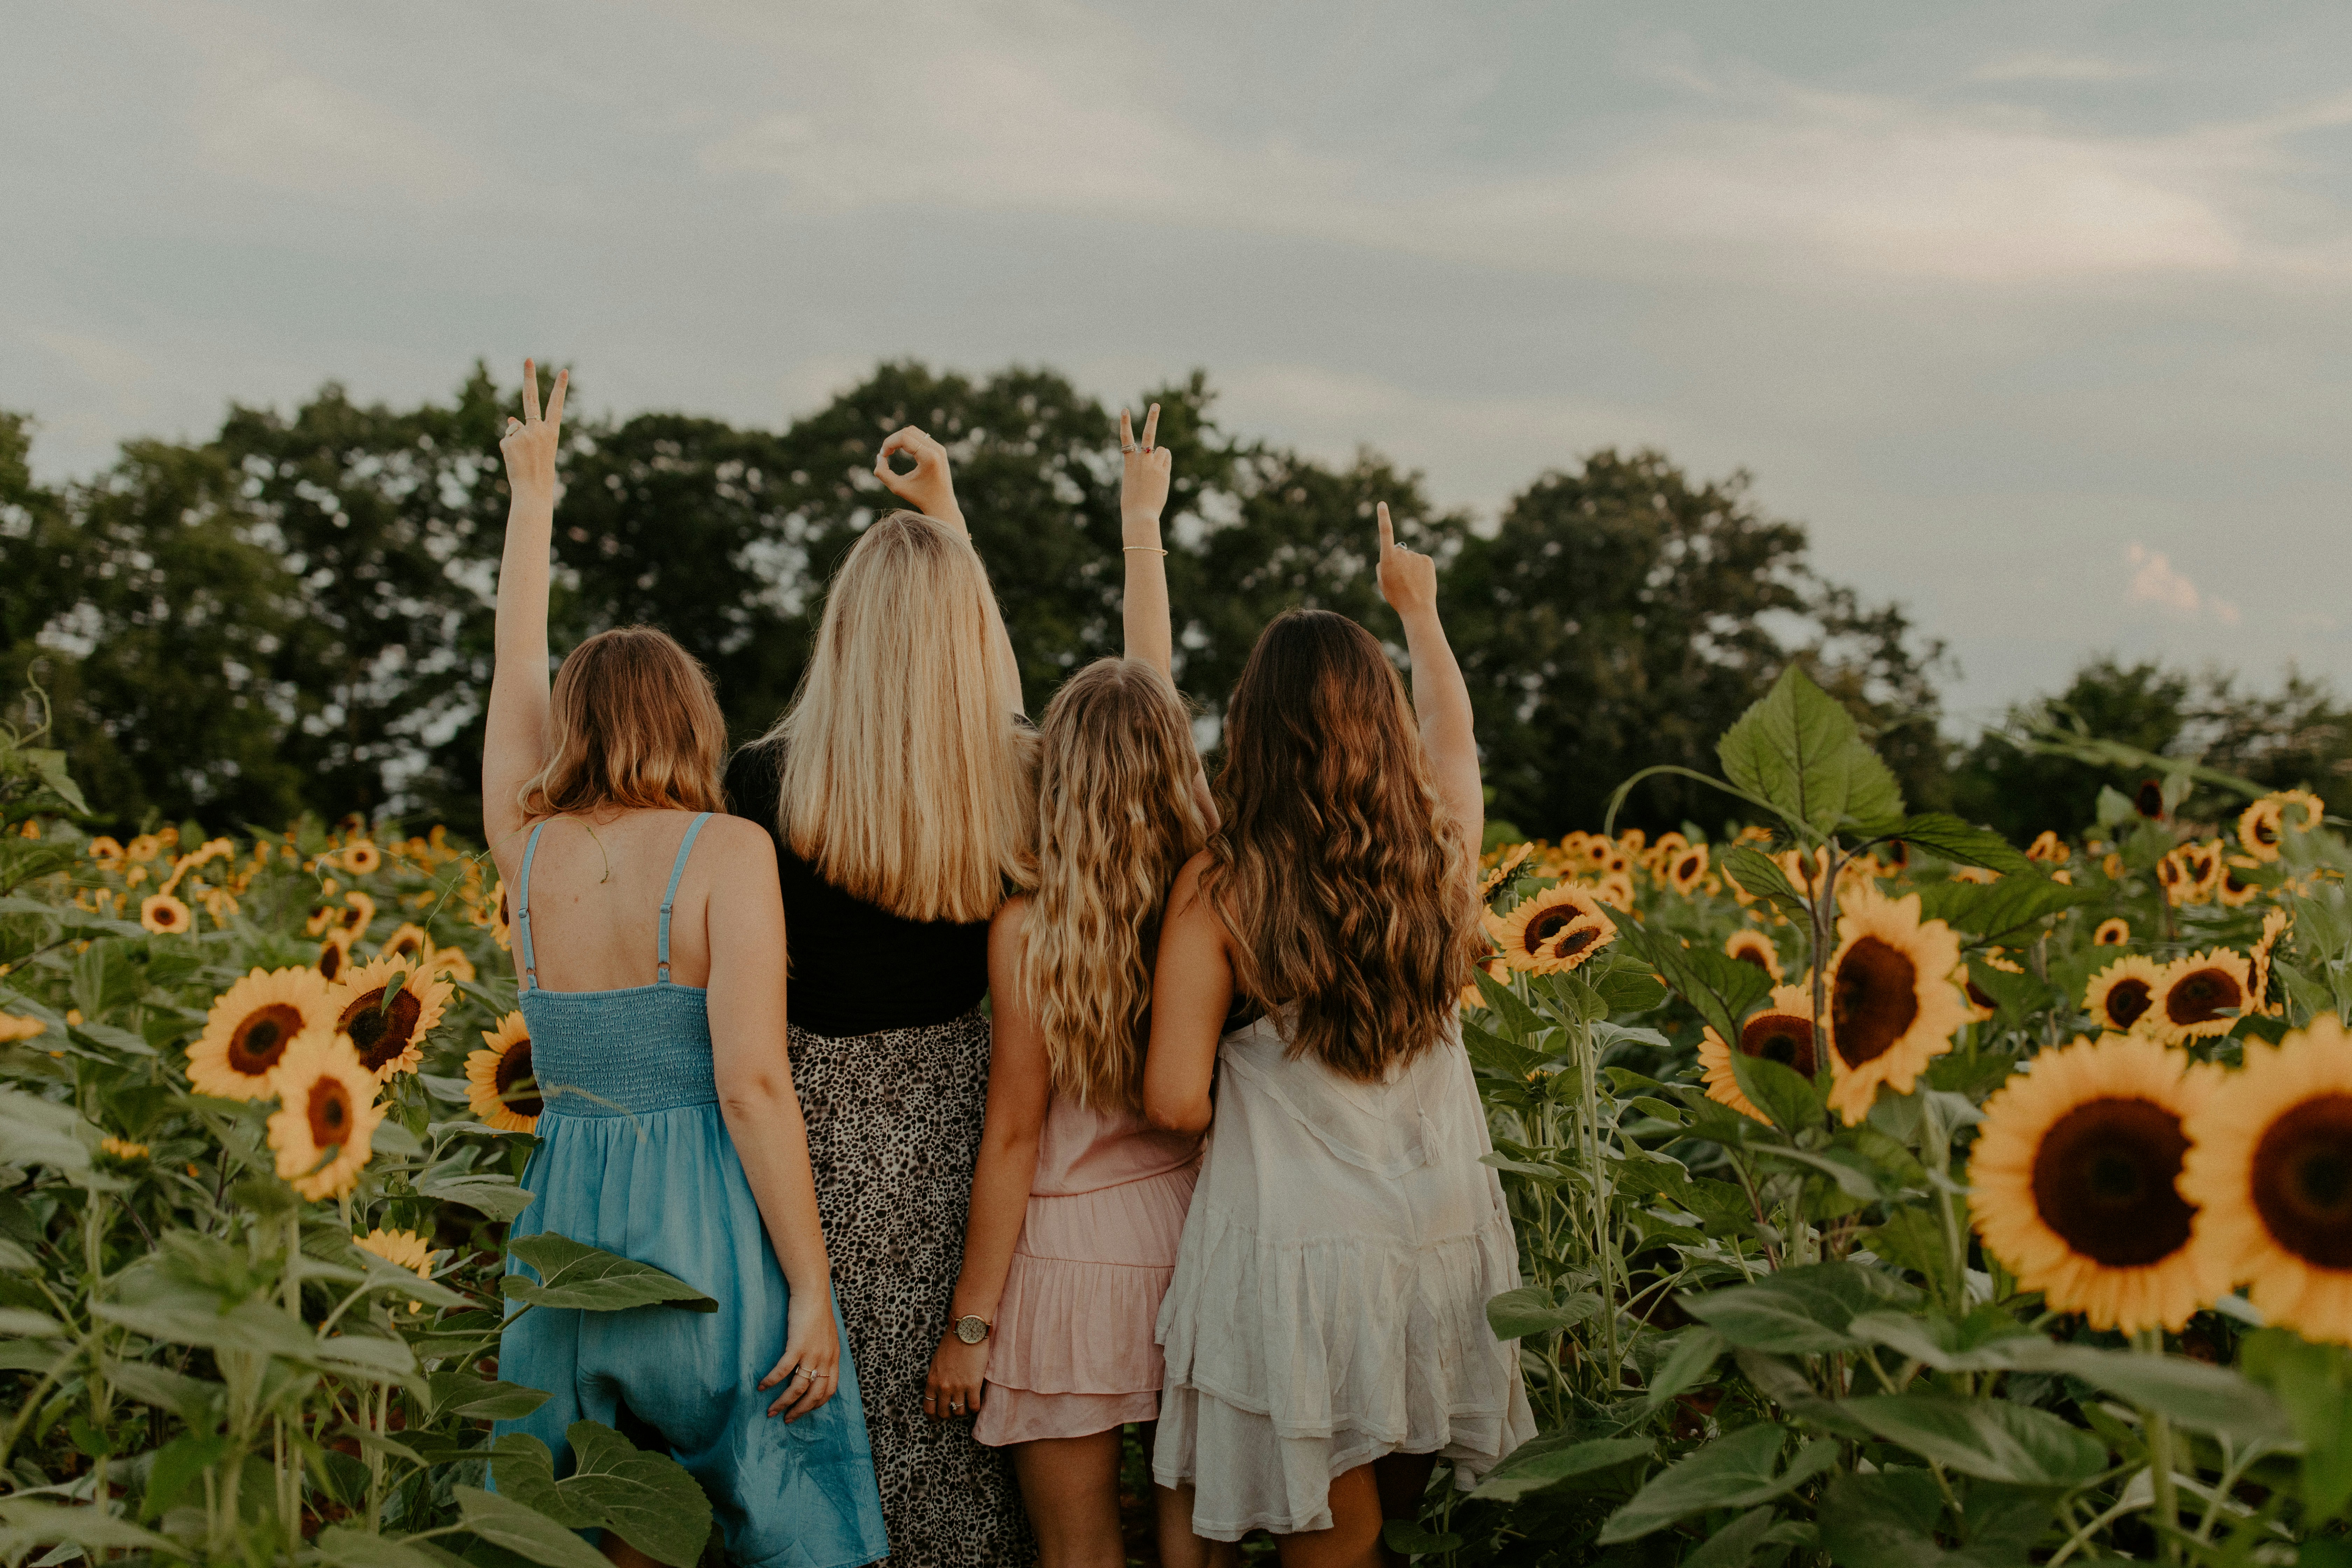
[705,822,840,1422]
[926,898,1051,1423]
[482,359,567,875]
[1378,502,1482,861]
[874,424,1024,716]
[1119,404,1174,679]
[1143,854,1232,1135]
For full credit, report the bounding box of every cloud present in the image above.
[2127,542,2237,623]
[1973,53,2157,84]
[190,54,483,203]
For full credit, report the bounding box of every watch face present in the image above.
[954,1315,987,1344]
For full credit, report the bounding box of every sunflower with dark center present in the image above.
[316,931,354,983]
[1666,844,1709,896]
[2217,857,2262,908]
[1478,843,1534,902]
[1723,929,1784,982]
[327,953,453,1082]
[2180,841,2224,903]
[2184,1016,2352,1343]
[264,1031,385,1200]
[1489,884,1617,975]
[187,967,335,1100]
[1973,1035,2220,1332]
[140,893,190,934]
[336,890,378,943]
[1821,884,1967,1124]
[2026,831,2071,864]
[490,881,514,951]
[2239,798,2285,863]
[342,840,382,875]
[2084,954,2166,1036]
[1700,985,1817,1125]
[378,922,430,962]
[2093,918,2131,947]
[2148,950,2250,1044]
[2134,779,2165,818]
[466,1011,542,1132]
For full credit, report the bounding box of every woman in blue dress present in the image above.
[480,360,888,1568]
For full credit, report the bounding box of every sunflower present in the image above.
[328,954,453,1082]
[2134,779,2165,819]
[1618,828,1648,855]
[2084,955,2165,1036]
[1821,885,1968,1124]
[87,836,124,870]
[1876,839,1912,875]
[466,1012,542,1133]
[2277,789,2327,837]
[2216,856,2262,909]
[2180,841,2225,904]
[2103,853,2126,881]
[337,891,378,943]
[1458,956,1508,1012]
[265,1032,384,1200]
[342,840,382,875]
[2092,918,2131,947]
[0,1011,44,1043]
[1665,844,1709,896]
[2250,909,2292,1018]
[1972,1035,2221,1332]
[188,966,337,1100]
[2026,831,2071,864]
[489,882,514,952]
[2154,850,2192,906]
[2149,950,2252,1044]
[2239,799,2286,863]
[355,1227,434,1279]
[98,1136,149,1162]
[125,834,163,863]
[315,929,355,985]
[140,894,191,935]
[1593,873,1636,912]
[1699,986,1818,1125]
[378,923,431,964]
[1478,844,1535,902]
[2181,1016,2352,1342]
[1723,929,1785,982]
[1490,885,1616,974]
[430,943,477,985]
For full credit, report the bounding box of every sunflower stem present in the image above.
[2136,1329,2181,1563]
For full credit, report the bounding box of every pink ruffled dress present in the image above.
[974,1098,1202,1446]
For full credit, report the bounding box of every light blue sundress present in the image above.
[493,812,889,1568]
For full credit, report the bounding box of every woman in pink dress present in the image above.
[922,407,1227,1567]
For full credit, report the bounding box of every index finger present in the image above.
[1140,403,1160,451]
[544,368,568,431]
[1377,501,1395,555]
[521,359,541,424]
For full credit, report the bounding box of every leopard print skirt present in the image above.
[789,1011,1035,1567]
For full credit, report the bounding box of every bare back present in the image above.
[505,809,726,992]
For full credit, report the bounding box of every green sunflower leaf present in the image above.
[1876,814,2034,876]
[503,1233,718,1314]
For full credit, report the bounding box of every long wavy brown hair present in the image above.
[519,627,726,819]
[1202,610,1480,1080]
[1020,659,1205,1110]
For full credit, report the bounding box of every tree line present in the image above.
[2,360,2340,844]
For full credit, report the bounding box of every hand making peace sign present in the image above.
[498,358,567,510]
[1119,403,1171,527]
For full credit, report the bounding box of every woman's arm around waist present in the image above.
[704,817,837,1422]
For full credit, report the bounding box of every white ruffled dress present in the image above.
[1151,1012,1536,1540]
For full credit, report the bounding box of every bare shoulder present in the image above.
[1168,850,1215,909]
[990,892,1034,941]
[698,816,778,890]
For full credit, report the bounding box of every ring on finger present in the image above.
[1121,442,1138,453]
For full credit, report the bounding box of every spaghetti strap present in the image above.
[657,812,714,984]
[515,819,551,992]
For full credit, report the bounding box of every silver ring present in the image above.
[793,1368,812,1380]
[1120,442,1138,453]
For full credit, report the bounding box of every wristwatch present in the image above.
[952,1314,992,1345]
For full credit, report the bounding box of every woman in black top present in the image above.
[725,426,1037,1567]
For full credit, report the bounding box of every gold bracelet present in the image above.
[1123,545,1168,556]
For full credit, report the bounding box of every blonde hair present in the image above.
[1204,611,1480,1081]
[771,511,1035,923]
[1020,660,1205,1110]
[520,627,726,820]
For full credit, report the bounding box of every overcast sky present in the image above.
[8,1,2350,732]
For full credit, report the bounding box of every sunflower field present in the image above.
[4,660,2352,1568]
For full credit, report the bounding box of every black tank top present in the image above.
[723,741,994,1037]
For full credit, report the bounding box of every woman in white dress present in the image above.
[1143,505,1534,1564]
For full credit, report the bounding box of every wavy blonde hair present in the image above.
[1019,660,1205,1109]
[1203,610,1480,1081]
[771,511,1034,924]
[520,627,725,819]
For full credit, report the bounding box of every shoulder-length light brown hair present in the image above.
[1021,659,1205,1110]
[1202,609,1480,1080]
[770,511,1035,924]
[519,626,726,820]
